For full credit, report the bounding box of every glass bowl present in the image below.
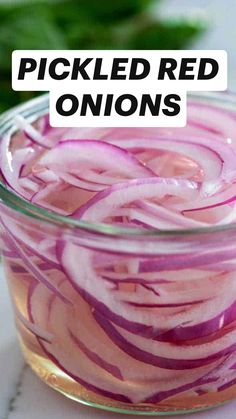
[1,93,236,415]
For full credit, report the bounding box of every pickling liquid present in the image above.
[5,257,236,415]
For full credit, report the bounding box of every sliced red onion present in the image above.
[33,169,60,183]
[135,200,208,228]
[106,137,222,182]
[61,243,236,343]
[30,181,72,215]
[51,172,106,192]
[175,184,236,213]
[94,311,236,370]
[29,280,231,403]
[37,140,154,191]
[15,305,54,342]
[1,219,70,304]
[15,115,53,149]
[1,214,59,266]
[107,136,236,189]
[188,102,236,144]
[0,133,36,198]
[76,178,198,222]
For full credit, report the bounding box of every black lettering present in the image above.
[140,94,161,116]
[49,58,70,80]
[111,59,128,80]
[56,94,79,116]
[115,94,138,116]
[71,58,92,80]
[38,58,47,80]
[198,58,219,80]
[163,94,181,116]
[130,59,150,80]
[104,94,114,116]
[93,58,108,80]
[80,94,102,116]
[179,58,196,80]
[158,58,177,80]
[18,58,37,80]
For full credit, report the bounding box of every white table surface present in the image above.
[1,265,236,419]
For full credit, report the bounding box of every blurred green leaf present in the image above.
[0,0,206,113]
[0,4,67,71]
[117,18,206,49]
[53,0,156,23]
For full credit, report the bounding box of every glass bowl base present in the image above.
[20,339,235,416]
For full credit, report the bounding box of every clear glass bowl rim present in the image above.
[1,91,236,238]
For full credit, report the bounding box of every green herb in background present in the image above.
[0,0,206,112]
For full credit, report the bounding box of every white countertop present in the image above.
[1,266,236,419]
